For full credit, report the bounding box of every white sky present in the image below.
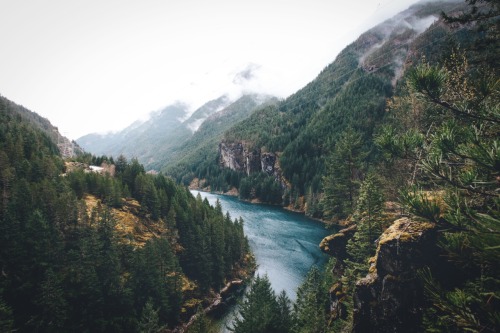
[0,0,423,140]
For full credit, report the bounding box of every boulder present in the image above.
[319,224,357,260]
[352,217,436,333]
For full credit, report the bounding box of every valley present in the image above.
[1,0,498,332]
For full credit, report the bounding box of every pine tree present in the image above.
[322,128,365,220]
[380,51,500,332]
[138,299,161,333]
[293,266,329,333]
[0,295,14,333]
[35,268,68,332]
[276,290,293,333]
[346,173,385,262]
[229,275,282,333]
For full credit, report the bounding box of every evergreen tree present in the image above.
[276,290,293,333]
[138,299,161,333]
[0,295,13,333]
[346,172,385,262]
[322,128,365,220]
[230,275,285,333]
[379,52,500,332]
[293,266,329,333]
[35,268,68,332]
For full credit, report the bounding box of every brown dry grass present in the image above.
[83,195,167,248]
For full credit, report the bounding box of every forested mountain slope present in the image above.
[78,94,274,171]
[164,94,279,186]
[222,1,499,332]
[0,96,251,332]
[177,0,466,216]
[0,95,83,158]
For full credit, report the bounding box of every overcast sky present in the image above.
[0,0,424,140]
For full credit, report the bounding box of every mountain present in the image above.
[1,0,498,332]
[178,1,498,333]
[177,0,466,211]
[77,94,274,170]
[77,101,191,164]
[163,93,279,183]
[0,91,252,331]
[0,95,84,158]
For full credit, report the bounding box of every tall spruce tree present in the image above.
[346,172,385,262]
[230,275,290,333]
[292,266,329,333]
[322,128,365,220]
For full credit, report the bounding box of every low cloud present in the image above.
[233,63,261,84]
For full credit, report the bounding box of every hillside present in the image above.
[0,95,83,158]
[213,1,499,332]
[0,97,251,332]
[164,94,279,186]
[1,0,498,332]
[77,94,275,170]
[177,0,467,214]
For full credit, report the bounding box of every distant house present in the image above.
[89,165,105,173]
[63,162,115,177]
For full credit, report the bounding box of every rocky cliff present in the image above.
[352,217,437,333]
[320,224,357,262]
[219,141,250,173]
[219,141,286,187]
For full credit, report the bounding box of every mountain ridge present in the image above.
[0,95,83,158]
[170,0,465,210]
[77,93,276,169]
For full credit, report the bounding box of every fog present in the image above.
[0,0,425,139]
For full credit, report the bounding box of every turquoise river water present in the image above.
[190,190,332,332]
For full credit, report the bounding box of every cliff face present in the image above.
[219,142,249,173]
[219,141,286,187]
[352,217,437,333]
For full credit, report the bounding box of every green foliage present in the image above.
[0,296,14,333]
[230,275,292,333]
[399,187,442,223]
[408,63,447,100]
[292,266,331,333]
[346,173,385,262]
[239,173,283,204]
[0,96,251,331]
[379,48,500,332]
[138,299,162,333]
[321,128,366,220]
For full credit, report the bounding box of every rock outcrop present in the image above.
[319,224,357,261]
[219,141,286,187]
[352,217,437,333]
[219,141,259,175]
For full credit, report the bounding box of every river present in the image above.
[190,191,332,331]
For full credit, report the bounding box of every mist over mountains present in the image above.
[1,0,498,332]
[77,93,277,169]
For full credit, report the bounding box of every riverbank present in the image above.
[189,190,331,332]
[168,254,256,333]
[189,183,341,228]
[169,280,246,333]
